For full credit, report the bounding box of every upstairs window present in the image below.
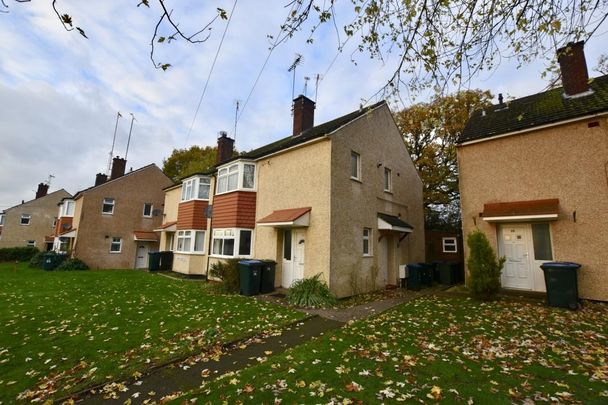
[351,151,361,180]
[442,237,457,253]
[363,228,372,256]
[216,162,256,194]
[20,214,31,225]
[384,167,392,192]
[102,198,115,215]
[63,201,75,216]
[143,203,153,217]
[181,176,211,201]
[110,237,122,253]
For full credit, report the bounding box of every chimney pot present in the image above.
[216,131,235,165]
[292,94,315,136]
[35,183,49,199]
[557,41,591,97]
[95,173,108,186]
[110,157,127,180]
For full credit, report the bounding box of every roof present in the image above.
[73,164,166,199]
[482,199,559,219]
[257,207,312,224]
[2,189,71,213]
[377,213,414,230]
[459,74,608,144]
[157,221,177,230]
[133,231,159,242]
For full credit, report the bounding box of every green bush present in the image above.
[55,258,89,271]
[467,230,506,300]
[28,251,46,268]
[287,273,337,308]
[209,259,240,293]
[0,246,39,262]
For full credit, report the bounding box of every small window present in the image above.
[110,237,122,253]
[194,231,205,252]
[442,237,457,253]
[102,198,115,214]
[384,167,392,192]
[283,230,292,260]
[363,228,372,256]
[239,230,252,256]
[351,151,361,180]
[27,240,36,247]
[532,223,553,261]
[143,203,153,217]
[20,214,31,225]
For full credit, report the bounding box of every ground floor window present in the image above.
[212,228,253,258]
[531,223,553,260]
[363,228,372,256]
[110,237,122,253]
[165,232,174,251]
[176,230,206,253]
[27,240,36,247]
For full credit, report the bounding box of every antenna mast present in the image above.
[314,73,322,102]
[233,99,241,144]
[46,174,55,187]
[303,76,310,97]
[288,53,303,102]
[107,111,122,175]
[125,113,136,160]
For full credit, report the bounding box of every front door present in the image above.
[135,244,150,269]
[292,230,305,282]
[498,225,532,290]
[282,229,305,288]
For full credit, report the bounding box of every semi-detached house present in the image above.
[158,96,425,297]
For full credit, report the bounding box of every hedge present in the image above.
[0,246,40,262]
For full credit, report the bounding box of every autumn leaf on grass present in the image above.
[346,381,363,392]
[243,384,255,393]
[427,385,442,400]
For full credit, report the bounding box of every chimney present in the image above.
[35,183,49,199]
[292,94,315,136]
[557,41,591,97]
[95,173,108,186]
[110,156,127,180]
[216,131,235,165]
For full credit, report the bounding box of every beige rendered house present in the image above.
[69,157,173,269]
[0,184,71,250]
[158,96,425,297]
[457,42,608,301]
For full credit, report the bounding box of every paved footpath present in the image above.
[76,287,439,404]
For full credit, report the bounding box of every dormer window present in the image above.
[216,161,256,195]
[181,176,211,201]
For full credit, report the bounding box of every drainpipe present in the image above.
[204,175,216,280]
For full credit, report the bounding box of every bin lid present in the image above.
[540,261,581,270]
[239,260,263,265]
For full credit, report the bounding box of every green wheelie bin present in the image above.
[148,252,161,271]
[540,262,581,309]
[406,263,423,291]
[259,260,277,294]
[239,260,262,296]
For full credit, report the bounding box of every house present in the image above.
[0,184,71,250]
[425,229,463,265]
[158,96,425,297]
[457,41,608,301]
[66,157,173,269]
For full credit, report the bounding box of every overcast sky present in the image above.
[0,1,606,210]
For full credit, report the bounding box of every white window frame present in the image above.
[215,161,256,195]
[143,203,153,218]
[363,227,372,256]
[62,200,75,217]
[181,176,211,202]
[20,214,31,226]
[384,167,392,192]
[442,237,458,253]
[351,151,361,181]
[210,228,254,258]
[27,240,36,247]
[175,230,206,254]
[110,237,122,253]
[102,198,115,215]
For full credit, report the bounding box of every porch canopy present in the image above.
[482,198,559,222]
[378,213,414,233]
[133,231,160,242]
[59,228,77,238]
[257,207,311,228]
[154,221,177,232]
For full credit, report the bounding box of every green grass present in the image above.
[182,295,608,403]
[0,263,305,403]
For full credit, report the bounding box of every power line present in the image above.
[184,0,239,146]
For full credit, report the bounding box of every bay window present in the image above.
[181,176,211,201]
[212,228,253,257]
[216,161,256,194]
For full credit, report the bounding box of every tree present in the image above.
[394,89,493,230]
[597,54,608,75]
[467,230,505,300]
[162,145,219,182]
[5,0,605,95]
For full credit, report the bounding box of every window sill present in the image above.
[175,251,206,256]
[362,254,374,258]
[209,254,253,260]
[102,212,114,216]
[350,177,362,184]
[215,188,256,197]
[109,251,122,254]
[142,216,153,219]
[383,190,393,194]
[180,198,210,203]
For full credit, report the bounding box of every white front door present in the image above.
[282,229,305,288]
[498,225,532,290]
[135,244,150,269]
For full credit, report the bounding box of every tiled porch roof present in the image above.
[482,199,559,220]
[257,207,312,224]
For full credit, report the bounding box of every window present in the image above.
[176,230,192,252]
[0,214,4,225]
[63,201,75,216]
[20,214,31,225]
[212,228,253,257]
[351,151,361,180]
[363,228,372,256]
[110,237,122,253]
[197,178,210,199]
[27,240,36,247]
[181,180,194,201]
[176,230,206,253]
[52,217,58,227]
[165,233,174,251]
[143,203,153,217]
[384,167,392,192]
[442,237,457,253]
[216,162,256,194]
[283,230,292,260]
[181,176,211,201]
[532,223,553,260]
[102,198,115,214]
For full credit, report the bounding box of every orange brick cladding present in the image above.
[212,191,256,228]
[177,200,209,230]
[54,217,73,236]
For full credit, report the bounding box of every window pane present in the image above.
[143,203,152,216]
[223,239,235,256]
[283,230,292,260]
[198,183,210,199]
[239,230,252,256]
[194,231,205,252]
[351,152,359,178]
[363,239,369,255]
[532,223,553,260]
[212,238,222,255]
[384,168,391,190]
[217,176,227,194]
[66,202,75,216]
[243,164,255,188]
[183,237,191,252]
[227,173,238,191]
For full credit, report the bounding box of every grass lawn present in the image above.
[183,295,608,403]
[0,262,306,403]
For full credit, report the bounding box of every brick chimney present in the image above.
[35,183,49,199]
[95,173,108,186]
[292,95,315,136]
[557,41,591,97]
[110,157,127,180]
[216,131,234,165]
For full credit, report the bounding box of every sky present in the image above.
[0,0,606,210]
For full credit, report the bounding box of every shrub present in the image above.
[467,230,506,300]
[209,259,240,293]
[55,258,89,271]
[287,273,337,308]
[0,246,39,262]
[28,251,46,268]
